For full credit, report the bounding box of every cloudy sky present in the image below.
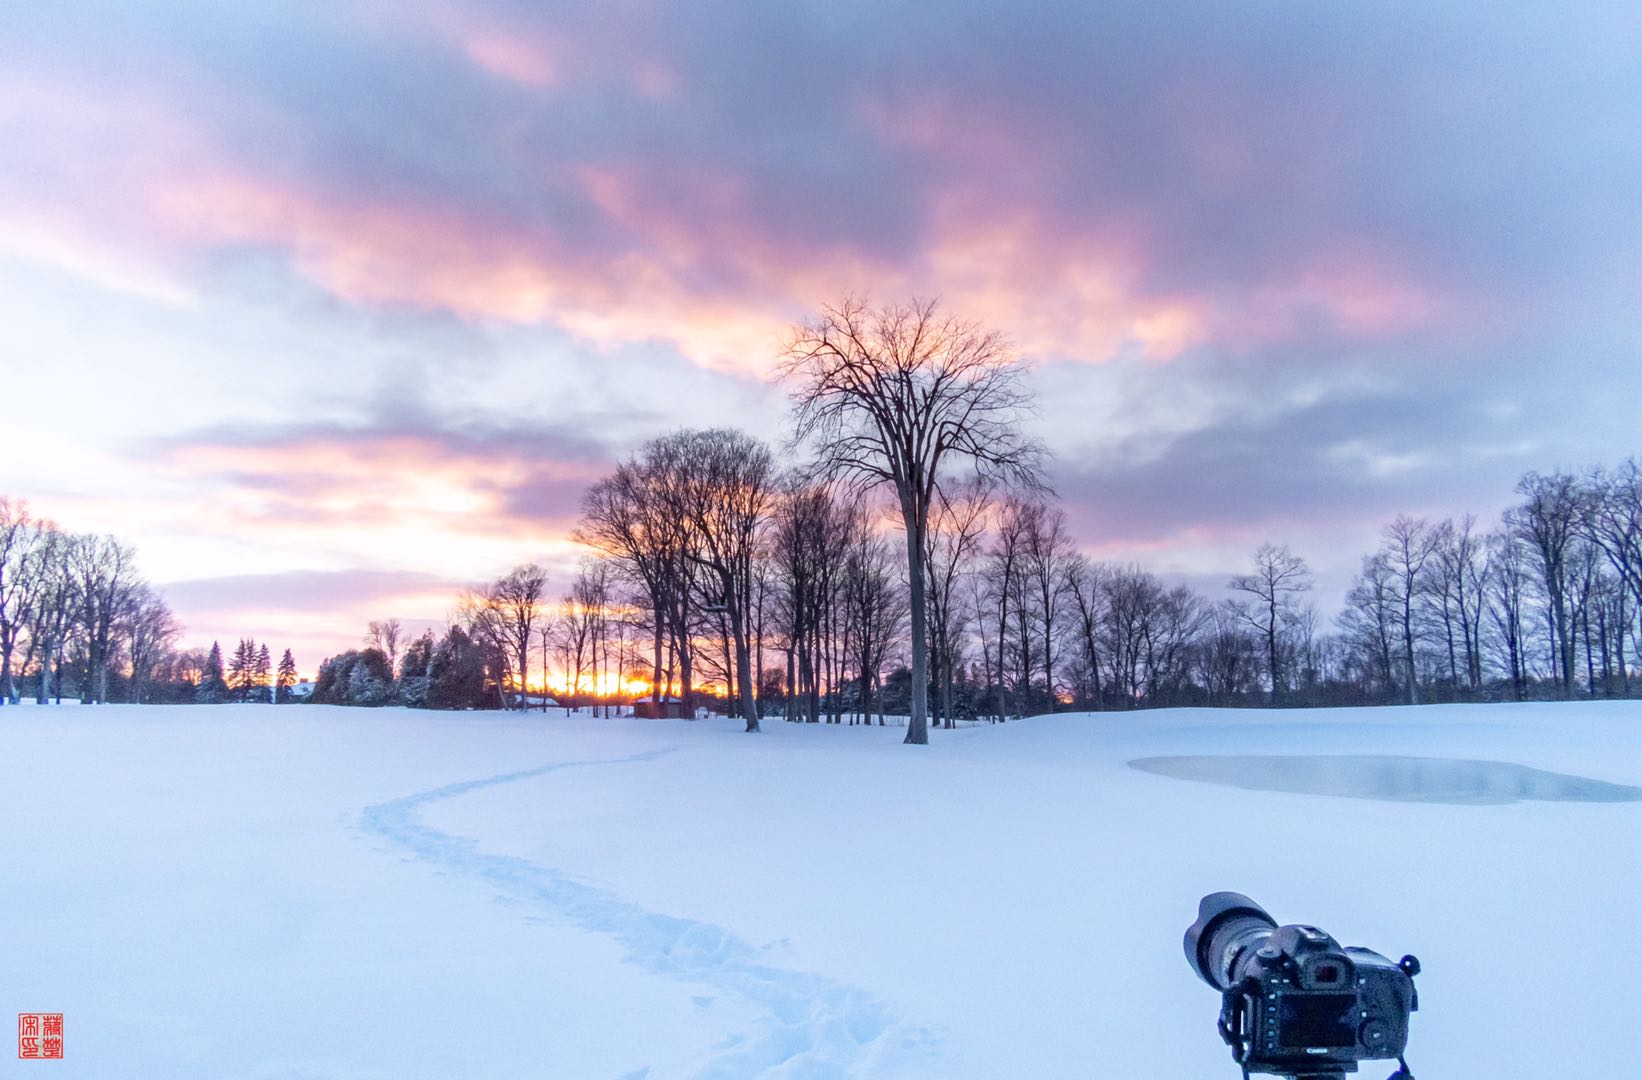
[2,1,1638,668]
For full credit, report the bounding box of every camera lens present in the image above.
[1184,892,1278,990]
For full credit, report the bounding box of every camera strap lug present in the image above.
[1218,980,1255,1071]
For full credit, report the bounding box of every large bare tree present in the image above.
[1229,543,1312,704]
[783,296,1044,744]
[468,564,547,710]
[655,429,777,732]
[578,450,703,715]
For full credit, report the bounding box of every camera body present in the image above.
[1224,924,1415,1072]
[1185,893,1419,1078]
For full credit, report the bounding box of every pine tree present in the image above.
[197,641,228,704]
[227,638,253,703]
[254,642,273,704]
[275,649,298,704]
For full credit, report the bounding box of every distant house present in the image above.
[521,694,561,709]
[631,696,688,719]
[288,680,316,701]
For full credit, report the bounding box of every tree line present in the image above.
[0,497,300,705]
[531,436,1642,725]
[9,299,1639,725]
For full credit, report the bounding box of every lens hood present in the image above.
[1184,891,1277,988]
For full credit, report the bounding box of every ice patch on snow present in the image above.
[359,750,939,1078]
[1128,754,1642,805]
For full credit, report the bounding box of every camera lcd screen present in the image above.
[1277,993,1357,1048]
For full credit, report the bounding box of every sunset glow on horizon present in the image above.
[3,2,1638,666]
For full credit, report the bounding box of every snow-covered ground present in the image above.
[2,702,1637,1079]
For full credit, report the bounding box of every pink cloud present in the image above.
[2,63,1454,376]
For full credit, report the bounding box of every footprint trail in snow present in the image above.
[359,749,940,1078]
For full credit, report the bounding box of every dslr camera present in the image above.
[1184,892,1421,1079]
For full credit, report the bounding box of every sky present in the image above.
[2,2,1639,670]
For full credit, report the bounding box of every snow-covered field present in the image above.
[3,701,1638,1079]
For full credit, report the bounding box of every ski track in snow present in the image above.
[358,749,939,1079]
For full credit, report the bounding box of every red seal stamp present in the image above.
[17,1014,63,1059]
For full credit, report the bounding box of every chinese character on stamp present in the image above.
[17,1014,64,1060]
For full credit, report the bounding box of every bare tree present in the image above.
[655,429,777,732]
[783,296,1045,744]
[1020,500,1076,710]
[1485,530,1532,700]
[578,453,701,714]
[25,528,75,704]
[469,565,547,710]
[69,533,139,704]
[0,498,41,705]
[982,497,1031,718]
[1199,603,1261,704]
[125,586,181,704]
[924,477,991,727]
[1380,515,1441,705]
[555,559,610,711]
[769,482,854,724]
[1338,554,1398,700]
[1102,564,1164,705]
[1064,555,1110,710]
[1580,459,1642,690]
[366,618,404,675]
[850,510,907,725]
[1430,515,1488,695]
[1229,543,1312,704]
[1507,471,1581,698]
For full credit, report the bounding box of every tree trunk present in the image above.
[36,636,52,704]
[651,609,664,705]
[1266,624,1279,706]
[94,639,109,705]
[732,603,759,732]
[995,591,1010,721]
[942,630,956,729]
[788,643,801,718]
[1042,589,1055,713]
[1402,614,1418,707]
[902,514,930,744]
[680,646,693,719]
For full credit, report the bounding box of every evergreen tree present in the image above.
[426,626,490,709]
[347,648,394,705]
[398,631,435,708]
[254,642,272,703]
[226,638,254,702]
[196,640,228,704]
[311,648,394,706]
[275,649,298,703]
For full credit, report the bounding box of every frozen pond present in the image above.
[1128,754,1642,805]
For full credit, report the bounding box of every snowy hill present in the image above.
[2,702,1637,1078]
